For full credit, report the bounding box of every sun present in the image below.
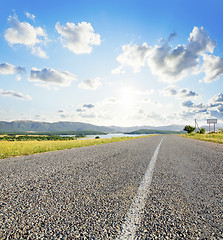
[119,87,136,107]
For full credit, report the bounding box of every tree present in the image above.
[183,125,196,133]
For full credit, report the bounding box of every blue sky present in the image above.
[0,0,223,127]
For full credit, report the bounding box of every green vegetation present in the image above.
[125,129,183,134]
[0,130,106,136]
[182,132,223,144]
[0,135,154,159]
[0,135,76,141]
[183,125,196,133]
[198,128,206,134]
[0,120,112,133]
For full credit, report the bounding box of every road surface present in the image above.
[0,135,222,239]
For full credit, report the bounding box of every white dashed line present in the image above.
[116,137,164,240]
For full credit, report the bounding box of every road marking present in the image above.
[116,137,164,240]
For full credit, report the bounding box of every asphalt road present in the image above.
[0,135,222,239]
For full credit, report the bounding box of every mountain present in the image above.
[201,124,223,131]
[109,124,185,132]
[0,120,186,133]
[0,121,113,133]
[125,129,184,134]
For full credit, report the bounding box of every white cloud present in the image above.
[182,100,195,108]
[179,88,198,97]
[147,27,215,83]
[31,46,48,59]
[28,68,77,87]
[83,104,95,109]
[4,15,48,58]
[76,108,85,113]
[162,86,198,98]
[55,21,101,54]
[202,54,223,83]
[182,100,205,109]
[0,89,31,100]
[25,12,35,21]
[112,43,151,74]
[162,86,177,96]
[113,27,217,83]
[207,94,223,118]
[209,93,223,103]
[78,77,101,90]
[0,62,25,75]
[78,112,97,119]
[181,93,223,120]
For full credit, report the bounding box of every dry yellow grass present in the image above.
[181,132,223,144]
[0,135,153,159]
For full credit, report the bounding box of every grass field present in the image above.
[182,132,223,144]
[0,135,153,159]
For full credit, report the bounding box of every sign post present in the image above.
[207,119,217,133]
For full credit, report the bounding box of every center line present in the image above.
[116,137,164,240]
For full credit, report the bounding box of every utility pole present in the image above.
[195,118,196,132]
[195,118,200,132]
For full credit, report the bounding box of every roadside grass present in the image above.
[0,135,154,159]
[181,132,223,144]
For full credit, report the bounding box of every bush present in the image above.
[199,128,206,134]
[95,136,100,139]
[183,125,196,134]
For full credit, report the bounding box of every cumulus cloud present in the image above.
[182,100,195,108]
[182,100,205,108]
[179,88,198,97]
[202,54,223,83]
[76,108,85,113]
[112,43,151,74]
[0,89,31,100]
[210,93,223,103]
[0,63,25,75]
[76,104,95,114]
[25,12,35,21]
[147,27,215,82]
[163,86,198,98]
[83,104,95,109]
[28,68,77,87]
[4,15,48,58]
[181,93,223,119]
[162,86,177,96]
[78,77,101,90]
[113,27,218,83]
[55,21,101,54]
[31,46,48,58]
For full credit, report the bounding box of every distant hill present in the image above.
[109,124,185,132]
[0,120,186,133]
[125,129,184,135]
[0,121,113,133]
[201,124,223,132]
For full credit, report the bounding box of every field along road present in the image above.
[0,135,222,239]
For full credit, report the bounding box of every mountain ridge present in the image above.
[0,120,185,133]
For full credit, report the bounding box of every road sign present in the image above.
[207,119,217,124]
[207,119,217,133]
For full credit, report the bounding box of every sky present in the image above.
[0,0,223,127]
